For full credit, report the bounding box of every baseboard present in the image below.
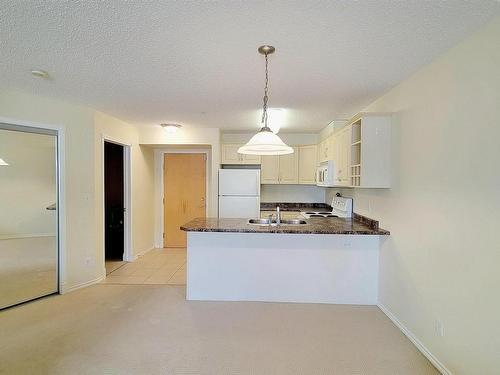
[126,246,154,262]
[378,303,452,375]
[60,274,105,294]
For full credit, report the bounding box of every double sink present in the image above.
[248,218,307,226]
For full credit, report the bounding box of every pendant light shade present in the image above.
[0,158,9,166]
[238,128,293,155]
[239,45,294,156]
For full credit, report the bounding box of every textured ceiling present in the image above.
[1,1,500,132]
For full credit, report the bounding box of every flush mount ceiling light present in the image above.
[31,69,50,78]
[238,46,293,156]
[0,158,9,166]
[161,123,182,134]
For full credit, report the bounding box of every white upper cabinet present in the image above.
[260,155,280,184]
[336,127,351,186]
[279,147,299,184]
[298,145,317,184]
[221,144,261,165]
[349,114,391,188]
[260,147,299,184]
[318,137,333,162]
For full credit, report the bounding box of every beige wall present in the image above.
[94,112,155,263]
[139,125,221,226]
[330,18,500,375]
[0,89,98,291]
[0,90,156,292]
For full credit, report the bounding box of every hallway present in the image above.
[104,248,186,285]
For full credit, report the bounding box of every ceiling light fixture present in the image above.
[0,158,9,166]
[267,108,284,134]
[238,46,293,155]
[161,123,182,134]
[31,69,50,78]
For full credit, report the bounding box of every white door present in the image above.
[219,169,260,196]
[219,196,260,218]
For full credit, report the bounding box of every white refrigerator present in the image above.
[218,169,261,218]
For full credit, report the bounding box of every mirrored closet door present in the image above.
[0,123,59,309]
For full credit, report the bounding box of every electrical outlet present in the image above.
[435,320,445,337]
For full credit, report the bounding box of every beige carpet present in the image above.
[0,284,439,375]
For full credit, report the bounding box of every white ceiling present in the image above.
[1,1,499,133]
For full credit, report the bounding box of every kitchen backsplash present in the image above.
[260,185,326,203]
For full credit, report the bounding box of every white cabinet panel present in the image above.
[260,155,280,184]
[298,145,317,184]
[221,144,261,165]
[279,147,299,184]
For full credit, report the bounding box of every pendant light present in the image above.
[0,158,8,166]
[238,46,293,155]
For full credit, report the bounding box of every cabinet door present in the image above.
[318,139,326,162]
[242,153,261,165]
[298,145,317,184]
[279,147,299,184]
[221,144,243,164]
[260,155,280,184]
[338,128,351,185]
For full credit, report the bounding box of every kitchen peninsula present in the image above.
[181,214,389,305]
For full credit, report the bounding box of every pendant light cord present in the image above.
[261,53,270,128]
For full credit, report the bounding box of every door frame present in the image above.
[156,149,209,248]
[101,135,132,264]
[0,116,65,294]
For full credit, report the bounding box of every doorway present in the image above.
[163,153,206,248]
[104,141,127,271]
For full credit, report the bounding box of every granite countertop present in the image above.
[181,217,389,235]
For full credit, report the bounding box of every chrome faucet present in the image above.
[276,206,281,225]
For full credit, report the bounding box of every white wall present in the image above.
[330,17,500,375]
[0,130,57,237]
[261,185,325,203]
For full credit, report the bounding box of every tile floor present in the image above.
[103,248,186,285]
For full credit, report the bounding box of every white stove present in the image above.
[301,196,353,219]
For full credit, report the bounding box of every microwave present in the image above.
[316,160,337,187]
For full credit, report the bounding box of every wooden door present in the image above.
[260,155,280,184]
[279,147,299,184]
[298,145,317,184]
[164,154,206,248]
